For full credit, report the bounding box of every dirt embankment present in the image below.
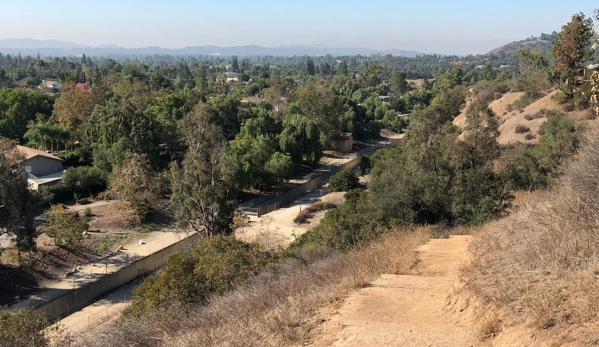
[454,89,593,145]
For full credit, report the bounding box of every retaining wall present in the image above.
[253,144,386,216]
[28,232,201,320]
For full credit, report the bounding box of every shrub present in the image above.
[360,155,372,175]
[41,204,88,246]
[0,308,51,347]
[293,201,337,225]
[43,166,107,203]
[524,133,536,140]
[124,236,270,317]
[515,125,530,133]
[502,113,580,190]
[290,191,385,252]
[329,169,359,192]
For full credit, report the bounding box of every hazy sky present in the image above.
[1,1,596,55]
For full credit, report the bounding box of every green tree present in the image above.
[390,70,409,94]
[170,104,237,237]
[231,56,240,73]
[0,139,37,253]
[279,114,321,164]
[517,47,548,76]
[449,101,508,224]
[360,63,382,87]
[306,57,315,76]
[329,169,359,192]
[337,60,349,75]
[0,88,52,142]
[85,80,162,171]
[227,134,275,190]
[295,80,345,147]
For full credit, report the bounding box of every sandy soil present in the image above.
[455,89,594,146]
[311,235,481,347]
[236,191,345,249]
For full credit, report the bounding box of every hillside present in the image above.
[487,37,552,56]
[454,89,591,145]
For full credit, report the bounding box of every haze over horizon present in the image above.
[1,0,596,56]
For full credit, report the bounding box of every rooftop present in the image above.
[16,145,64,161]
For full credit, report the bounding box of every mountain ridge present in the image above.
[0,39,424,57]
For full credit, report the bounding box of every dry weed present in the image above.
[462,123,599,341]
[76,228,430,347]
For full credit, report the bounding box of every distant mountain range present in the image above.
[0,39,424,57]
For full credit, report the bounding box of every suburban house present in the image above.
[16,146,64,189]
[333,132,354,153]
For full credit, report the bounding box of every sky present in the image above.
[0,1,596,55]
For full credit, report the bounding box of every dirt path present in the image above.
[312,235,481,347]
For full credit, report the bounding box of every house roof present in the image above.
[16,146,63,161]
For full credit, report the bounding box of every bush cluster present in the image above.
[123,236,271,317]
[329,169,359,192]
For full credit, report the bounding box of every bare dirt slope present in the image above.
[455,89,591,145]
[312,235,481,347]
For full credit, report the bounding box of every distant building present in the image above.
[333,133,353,153]
[16,146,64,190]
[378,95,391,102]
[40,80,62,91]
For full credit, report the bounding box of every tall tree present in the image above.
[337,60,349,75]
[295,80,345,147]
[231,56,240,73]
[306,57,315,76]
[170,104,237,237]
[279,114,321,164]
[390,70,409,94]
[550,13,594,78]
[0,88,52,142]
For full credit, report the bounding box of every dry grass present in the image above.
[74,228,431,347]
[462,123,599,342]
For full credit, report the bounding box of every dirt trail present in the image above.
[312,235,481,347]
